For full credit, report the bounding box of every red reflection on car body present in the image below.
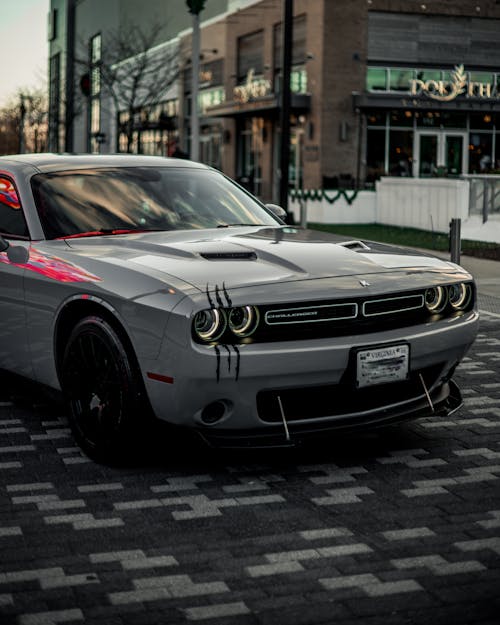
[0,247,102,282]
[0,178,21,209]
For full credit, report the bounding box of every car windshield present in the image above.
[31,166,279,240]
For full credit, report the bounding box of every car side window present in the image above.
[0,176,29,238]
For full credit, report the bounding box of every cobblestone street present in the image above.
[1,313,499,625]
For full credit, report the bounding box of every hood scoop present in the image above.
[200,251,257,260]
[338,240,371,251]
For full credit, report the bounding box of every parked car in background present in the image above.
[0,154,478,461]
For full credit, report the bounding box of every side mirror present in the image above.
[0,236,29,264]
[265,203,287,222]
[7,245,29,264]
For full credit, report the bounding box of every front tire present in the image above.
[61,315,144,462]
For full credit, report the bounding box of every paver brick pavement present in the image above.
[0,315,499,624]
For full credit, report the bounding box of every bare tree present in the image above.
[0,87,48,155]
[0,104,20,155]
[21,88,48,153]
[78,22,179,153]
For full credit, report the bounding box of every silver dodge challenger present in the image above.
[0,154,478,460]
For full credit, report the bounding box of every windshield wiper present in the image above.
[58,228,165,240]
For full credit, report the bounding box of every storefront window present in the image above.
[415,69,442,82]
[389,130,413,176]
[416,111,440,128]
[366,68,387,91]
[366,67,500,97]
[238,117,264,197]
[141,130,162,155]
[366,111,386,127]
[389,69,414,92]
[198,88,225,114]
[117,100,178,156]
[415,111,466,129]
[469,71,494,85]
[469,133,494,173]
[389,110,414,128]
[200,125,223,170]
[440,112,467,129]
[495,133,500,171]
[237,30,264,82]
[470,113,496,130]
[366,128,386,184]
[290,68,307,94]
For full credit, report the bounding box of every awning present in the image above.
[352,91,500,113]
[206,93,311,118]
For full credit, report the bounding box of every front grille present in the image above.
[362,294,424,316]
[265,303,357,325]
[192,283,475,345]
[249,285,474,343]
[257,363,445,423]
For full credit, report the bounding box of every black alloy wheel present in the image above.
[61,315,143,462]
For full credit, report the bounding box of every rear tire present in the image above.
[61,315,144,463]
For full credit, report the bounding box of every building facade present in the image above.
[49,0,500,202]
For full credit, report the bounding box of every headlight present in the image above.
[448,283,472,310]
[425,286,447,313]
[193,308,227,342]
[228,305,259,337]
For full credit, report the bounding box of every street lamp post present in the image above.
[279,0,293,220]
[186,0,206,162]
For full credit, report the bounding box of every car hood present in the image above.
[63,226,458,292]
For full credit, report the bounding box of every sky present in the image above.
[0,0,50,107]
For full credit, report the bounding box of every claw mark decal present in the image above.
[222,282,232,308]
[223,345,231,373]
[206,283,215,309]
[214,345,221,383]
[215,284,224,308]
[207,283,242,383]
[233,344,240,381]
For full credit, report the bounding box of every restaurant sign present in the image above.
[234,69,272,103]
[410,65,498,102]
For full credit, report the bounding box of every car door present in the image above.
[0,174,32,378]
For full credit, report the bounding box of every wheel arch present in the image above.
[54,296,140,384]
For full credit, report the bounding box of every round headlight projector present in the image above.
[424,283,471,314]
[228,306,259,337]
[424,286,447,313]
[448,283,471,310]
[193,309,226,341]
[193,306,260,342]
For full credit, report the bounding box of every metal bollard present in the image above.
[449,218,461,265]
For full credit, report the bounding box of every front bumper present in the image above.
[142,310,478,445]
[195,379,462,448]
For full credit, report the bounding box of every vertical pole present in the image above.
[482,178,488,224]
[19,95,26,154]
[191,11,200,161]
[449,218,461,265]
[279,0,293,219]
[65,0,76,152]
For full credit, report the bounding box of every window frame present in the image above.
[0,175,30,241]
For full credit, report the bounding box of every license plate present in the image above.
[356,344,409,388]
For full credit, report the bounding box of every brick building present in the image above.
[49,0,500,202]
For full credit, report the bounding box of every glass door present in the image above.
[415,131,467,177]
[445,134,464,176]
[417,133,438,177]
